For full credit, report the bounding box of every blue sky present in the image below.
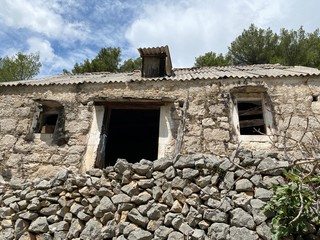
[0,0,319,77]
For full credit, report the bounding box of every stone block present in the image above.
[39,204,60,216]
[28,217,49,233]
[111,193,131,204]
[153,158,173,171]
[256,222,272,240]
[154,226,174,239]
[229,226,259,240]
[131,191,152,205]
[48,221,69,232]
[167,231,184,240]
[203,209,228,223]
[230,208,255,230]
[66,219,84,239]
[208,222,230,240]
[128,209,149,228]
[127,228,153,240]
[173,155,195,169]
[121,182,140,196]
[182,168,199,179]
[235,179,254,192]
[80,218,102,240]
[254,188,274,201]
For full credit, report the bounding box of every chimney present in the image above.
[138,45,172,78]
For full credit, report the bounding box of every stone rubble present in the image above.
[0,152,319,239]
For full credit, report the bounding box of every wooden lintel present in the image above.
[94,97,175,106]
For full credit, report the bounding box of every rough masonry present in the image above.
[1,64,320,180]
[0,152,319,239]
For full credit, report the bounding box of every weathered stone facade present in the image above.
[0,66,320,179]
[2,152,318,240]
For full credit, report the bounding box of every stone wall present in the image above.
[1,152,319,239]
[1,76,320,179]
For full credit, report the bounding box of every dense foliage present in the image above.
[228,24,278,65]
[195,25,320,68]
[265,168,320,239]
[119,57,141,72]
[194,52,230,67]
[70,47,121,74]
[65,47,141,74]
[0,52,41,82]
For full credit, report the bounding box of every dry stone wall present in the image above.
[1,151,319,239]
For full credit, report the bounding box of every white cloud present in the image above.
[26,36,100,77]
[0,0,89,43]
[27,38,55,62]
[125,0,292,67]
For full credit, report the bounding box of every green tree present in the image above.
[0,52,41,82]
[71,47,121,74]
[275,28,320,68]
[275,27,309,66]
[119,57,141,72]
[228,24,279,65]
[197,25,320,68]
[305,29,320,68]
[194,52,230,67]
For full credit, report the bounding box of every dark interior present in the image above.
[238,101,265,135]
[36,113,58,133]
[105,108,160,166]
[44,114,58,125]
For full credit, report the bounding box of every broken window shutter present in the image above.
[25,105,42,141]
[262,93,275,135]
[52,108,67,145]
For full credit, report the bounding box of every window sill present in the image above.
[239,135,271,142]
[34,133,53,143]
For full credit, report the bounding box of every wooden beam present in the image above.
[238,106,263,116]
[239,119,265,128]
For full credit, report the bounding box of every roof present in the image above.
[1,64,320,87]
[138,45,171,57]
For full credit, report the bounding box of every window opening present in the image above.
[40,114,59,133]
[312,95,318,102]
[237,100,266,135]
[35,106,60,134]
[103,108,160,166]
[31,100,68,145]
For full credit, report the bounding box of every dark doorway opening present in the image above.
[104,108,160,166]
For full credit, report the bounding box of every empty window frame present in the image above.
[35,108,60,134]
[32,100,67,145]
[237,100,265,135]
[232,92,274,137]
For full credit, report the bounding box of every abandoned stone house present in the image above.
[1,45,320,180]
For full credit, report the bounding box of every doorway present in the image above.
[104,108,160,166]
